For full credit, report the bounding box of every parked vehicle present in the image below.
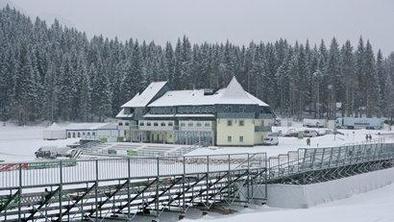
[35,146,70,159]
[303,118,326,128]
[283,128,298,137]
[263,134,279,145]
[335,117,384,129]
[303,130,318,137]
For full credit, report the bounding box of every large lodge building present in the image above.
[116,77,275,146]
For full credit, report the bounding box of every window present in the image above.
[139,122,145,126]
[82,132,85,136]
[118,122,123,126]
[72,132,76,138]
[204,122,210,127]
[168,122,173,126]
[227,136,232,142]
[92,132,96,136]
[77,132,81,138]
[160,122,166,126]
[147,122,152,126]
[196,122,202,127]
[227,120,232,126]
[154,122,158,126]
[239,136,244,143]
[239,120,244,126]
[125,122,129,126]
[188,122,193,127]
[87,132,91,136]
[67,132,71,138]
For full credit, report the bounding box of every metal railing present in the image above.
[268,142,394,181]
[0,153,267,189]
[1,142,394,221]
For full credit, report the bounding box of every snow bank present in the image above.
[267,167,394,208]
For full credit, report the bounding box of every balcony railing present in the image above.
[255,125,272,132]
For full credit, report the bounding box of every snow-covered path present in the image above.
[185,182,394,222]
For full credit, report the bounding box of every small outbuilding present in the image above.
[43,122,119,142]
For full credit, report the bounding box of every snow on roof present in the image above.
[116,109,134,118]
[221,76,250,99]
[50,123,118,130]
[143,114,175,118]
[122,81,167,108]
[175,114,215,118]
[148,77,269,107]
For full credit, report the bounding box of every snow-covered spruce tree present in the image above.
[376,50,387,117]
[57,53,75,121]
[326,38,342,119]
[90,61,112,122]
[364,41,380,117]
[1,7,393,121]
[354,37,366,117]
[120,41,143,105]
[341,40,355,117]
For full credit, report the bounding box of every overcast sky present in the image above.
[3,0,394,54]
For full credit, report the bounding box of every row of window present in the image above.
[227,136,244,143]
[67,131,96,138]
[139,121,174,127]
[180,122,211,128]
[118,122,130,126]
[227,120,245,126]
[139,121,212,128]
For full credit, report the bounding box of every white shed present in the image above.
[43,123,67,140]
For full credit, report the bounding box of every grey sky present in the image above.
[4,0,394,54]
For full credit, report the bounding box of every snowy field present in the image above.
[0,124,78,162]
[183,181,394,222]
[1,123,393,163]
[1,123,394,221]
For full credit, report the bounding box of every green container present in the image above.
[28,160,77,170]
[127,149,137,156]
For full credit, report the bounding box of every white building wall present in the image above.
[267,167,394,208]
[216,118,255,146]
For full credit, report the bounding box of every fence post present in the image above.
[18,163,22,221]
[206,156,209,206]
[264,154,268,201]
[227,154,231,201]
[127,158,131,218]
[59,160,63,220]
[156,157,160,218]
[246,153,250,205]
[95,159,98,222]
[182,156,186,213]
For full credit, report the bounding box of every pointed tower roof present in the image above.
[221,76,249,99]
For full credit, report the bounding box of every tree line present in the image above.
[0,6,393,124]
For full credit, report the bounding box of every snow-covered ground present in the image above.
[187,124,394,157]
[0,124,78,162]
[184,181,394,222]
[1,123,394,221]
[1,123,393,162]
